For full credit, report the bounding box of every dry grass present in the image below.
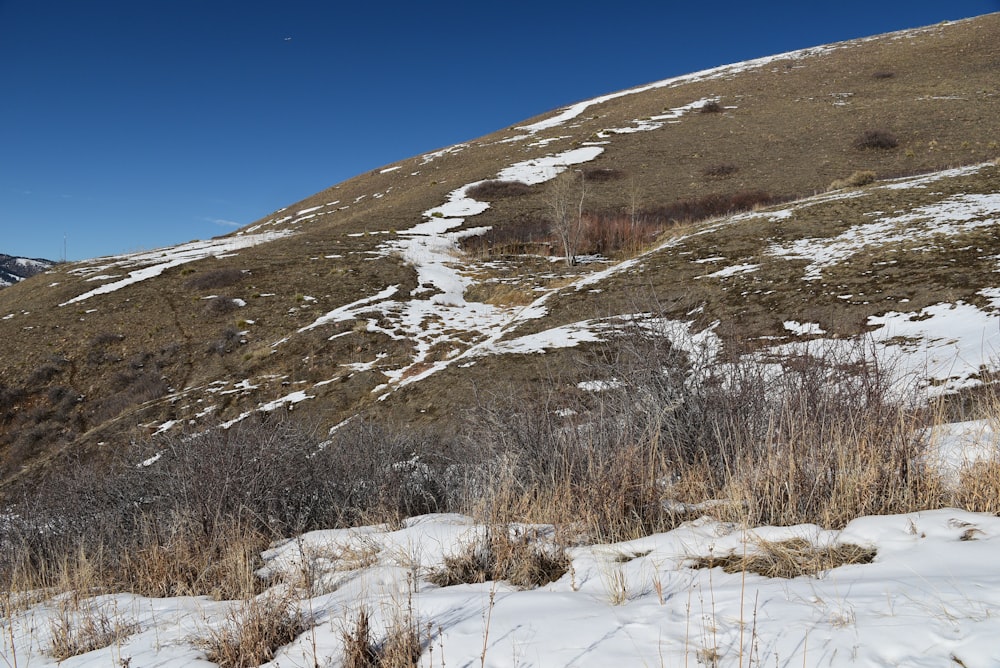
[200,593,309,668]
[690,538,876,578]
[828,169,877,190]
[48,597,140,660]
[463,280,539,306]
[342,607,422,668]
[953,455,1000,514]
[428,526,569,589]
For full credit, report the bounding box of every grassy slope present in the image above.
[1,14,998,490]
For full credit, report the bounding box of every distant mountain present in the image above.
[0,254,54,288]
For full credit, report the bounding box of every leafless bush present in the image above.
[699,100,723,113]
[185,267,246,291]
[86,332,125,366]
[0,416,466,595]
[208,325,242,355]
[854,129,899,150]
[702,163,740,178]
[582,167,623,182]
[645,190,784,223]
[465,180,532,199]
[204,296,241,316]
[26,359,66,386]
[462,322,939,537]
[459,215,552,257]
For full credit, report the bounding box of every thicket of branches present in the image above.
[1,316,953,595]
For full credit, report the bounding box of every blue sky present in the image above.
[3,1,998,261]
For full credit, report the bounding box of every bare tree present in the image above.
[547,169,586,266]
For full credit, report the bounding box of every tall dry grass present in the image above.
[0,314,988,604]
[461,330,944,540]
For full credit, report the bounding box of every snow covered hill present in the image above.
[0,253,53,287]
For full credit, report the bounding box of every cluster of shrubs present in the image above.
[1,318,945,594]
[462,190,786,259]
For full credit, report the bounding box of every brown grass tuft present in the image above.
[428,526,569,589]
[201,593,309,668]
[48,598,141,660]
[690,537,876,578]
[829,170,877,190]
[342,607,422,668]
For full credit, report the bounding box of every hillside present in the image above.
[1,13,999,490]
[5,14,1000,668]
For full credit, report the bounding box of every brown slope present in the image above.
[0,14,998,492]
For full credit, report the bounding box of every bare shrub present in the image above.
[204,296,241,316]
[646,190,784,223]
[699,100,723,113]
[208,325,242,355]
[702,163,740,178]
[829,170,877,190]
[86,332,125,366]
[0,382,24,415]
[0,417,464,596]
[463,321,939,538]
[459,215,552,258]
[201,594,308,668]
[185,268,246,291]
[465,180,532,199]
[582,167,623,182]
[854,129,898,150]
[26,359,66,386]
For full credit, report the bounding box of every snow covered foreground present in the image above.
[7,509,1000,667]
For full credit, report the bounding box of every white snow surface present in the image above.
[295,144,612,392]
[10,508,1000,667]
[767,190,1000,281]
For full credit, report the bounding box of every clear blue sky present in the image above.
[3,1,998,261]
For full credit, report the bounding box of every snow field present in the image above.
[8,510,1000,666]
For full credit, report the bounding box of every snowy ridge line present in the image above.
[513,19,958,137]
[59,231,292,306]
